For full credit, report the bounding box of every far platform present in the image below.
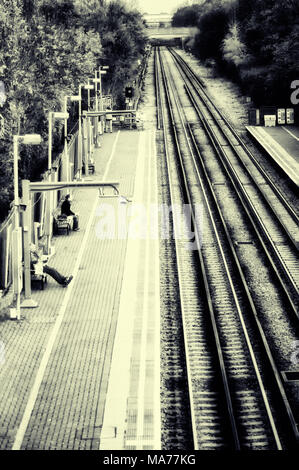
[246,125,299,187]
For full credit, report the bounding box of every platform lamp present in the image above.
[64,95,81,183]
[79,83,94,172]
[46,111,69,256]
[99,66,109,137]
[11,134,42,319]
[48,111,69,171]
[98,66,109,108]
[93,67,108,136]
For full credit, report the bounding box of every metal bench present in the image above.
[83,160,95,175]
[88,159,95,174]
[53,214,72,235]
[31,261,47,290]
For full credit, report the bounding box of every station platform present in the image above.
[0,119,161,448]
[246,125,299,186]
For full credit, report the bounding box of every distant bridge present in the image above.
[145,27,196,40]
[143,12,172,28]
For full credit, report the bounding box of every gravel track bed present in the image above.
[189,76,299,252]
[158,49,231,449]
[159,48,287,449]
[168,51,298,307]
[140,47,298,449]
[162,47,298,447]
[175,50,298,215]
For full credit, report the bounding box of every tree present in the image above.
[172,4,204,27]
[0,0,148,222]
[193,3,230,61]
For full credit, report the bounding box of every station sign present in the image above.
[286,108,294,124]
[277,108,286,125]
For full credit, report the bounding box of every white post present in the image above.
[78,85,83,178]
[12,136,21,319]
[88,78,91,110]
[21,179,38,308]
[48,111,52,171]
[64,96,69,183]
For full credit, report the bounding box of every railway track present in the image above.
[156,46,299,450]
[169,47,299,313]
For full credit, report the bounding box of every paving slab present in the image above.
[0,129,142,450]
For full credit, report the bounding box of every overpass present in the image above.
[143,12,172,28]
[145,27,196,40]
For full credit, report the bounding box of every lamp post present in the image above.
[93,69,107,140]
[12,134,42,318]
[64,95,81,183]
[98,66,109,135]
[78,83,94,172]
[46,111,69,257]
[48,111,69,171]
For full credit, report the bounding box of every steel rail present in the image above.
[184,78,298,319]
[164,48,299,445]
[158,47,242,450]
[169,48,299,226]
[155,47,197,450]
[169,49,298,318]
[154,46,162,130]
[159,47,288,450]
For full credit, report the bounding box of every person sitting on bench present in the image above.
[61,194,79,231]
[30,244,73,287]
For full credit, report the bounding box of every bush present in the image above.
[193,4,230,61]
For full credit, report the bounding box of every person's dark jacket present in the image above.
[61,199,75,216]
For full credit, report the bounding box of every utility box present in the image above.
[264,115,276,127]
[286,108,295,124]
[277,108,286,125]
[261,106,276,125]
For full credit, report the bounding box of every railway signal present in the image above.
[125,86,134,98]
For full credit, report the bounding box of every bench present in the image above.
[88,159,95,174]
[53,213,72,235]
[31,260,47,290]
[83,159,95,175]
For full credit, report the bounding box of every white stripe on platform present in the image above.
[134,130,154,448]
[99,131,144,449]
[151,128,161,450]
[282,126,299,142]
[100,129,161,450]
[12,131,120,451]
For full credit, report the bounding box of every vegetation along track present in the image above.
[155,46,299,450]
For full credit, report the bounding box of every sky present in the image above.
[136,0,188,14]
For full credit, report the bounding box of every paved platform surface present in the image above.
[246,125,299,186]
[0,105,160,449]
[100,129,161,451]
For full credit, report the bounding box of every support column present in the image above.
[21,179,38,308]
